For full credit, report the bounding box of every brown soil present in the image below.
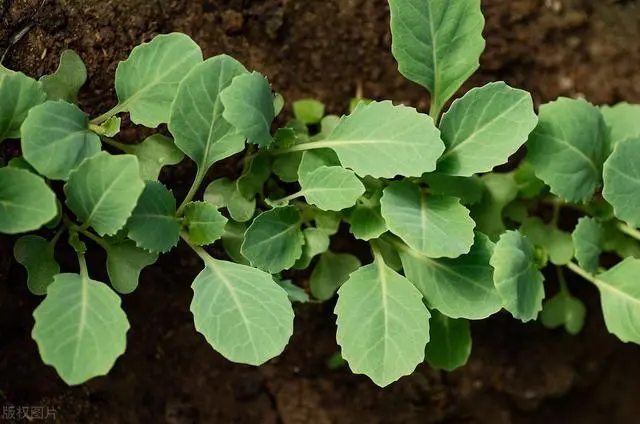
[2,0,640,423]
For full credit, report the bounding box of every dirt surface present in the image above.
[2,0,640,423]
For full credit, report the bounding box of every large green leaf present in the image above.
[424,311,471,371]
[0,71,45,141]
[398,233,502,320]
[65,152,145,236]
[125,134,185,181]
[220,71,275,147]
[169,55,247,170]
[106,240,158,294]
[298,166,365,211]
[380,180,475,258]
[241,206,304,273]
[127,181,181,253]
[301,101,443,178]
[21,101,101,180]
[593,258,640,343]
[32,273,129,385]
[14,235,60,295]
[309,251,361,301]
[191,258,294,365]
[601,103,640,149]
[526,98,607,203]
[335,258,431,387]
[437,82,537,176]
[114,33,203,127]
[572,217,604,274]
[490,230,545,322]
[0,167,57,234]
[183,201,227,246]
[388,0,485,117]
[603,138,640,227]
[40,50,87,102]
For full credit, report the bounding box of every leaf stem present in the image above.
[99,136,132,153]
[90,103,125,125]
[428,102,442,124]
[271,190,304,206]
[556,266,569,295]
[77,251,89,279]
[616,222,640,242]
[177,168,206,216]
[49,227,66,248]
[550,197,562,227]
[564,261,597,285]
[180,231,210,263]
[78,228,109,250]
[270,139,339,156]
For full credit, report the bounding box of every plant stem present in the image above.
[78,228,109,250]
[565,261,597,285]
[429,103,442,124]
[90,103,125,125]
[100,136,132,153]
[271,139,339,156]
[180,231,210,263]
[550,197,562,227]
[177,168,206,216]
[556,266,569,294]
[49,227,66,248]
[271,191,304,205]
[77,251,89,278]
[616,222,640,242]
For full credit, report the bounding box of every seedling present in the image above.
[1,0,640,388]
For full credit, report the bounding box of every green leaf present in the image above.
[0,167,57,234]
[389,0,485,116]
[601,103,640,148]
[377,238,403,271]
[221,220,250,265]
[293,99,325,124]
[380,180,475,258]
[297,149,340,180]
[423,173,484,205]
[169,55,247,170]
[603,222,640,259]
[572,217,604,274]
[603,138,640,227]
[106,240,158,294]
[65,152,144,236]
[203,178,256,222]
[310,251,361,301]
[490,230,545,322]
[277,279,310,303]
[183,201,227,246]
[298,166,365,211]
[314,210,342,235]
[126,181,180,252]
[349,204,387,241]
[97,116,121,137]
[320,101,444,178]
[14,235,59,295]
[520,217,574,266]
[272,153,302,182]
[273,93,285,116]
[21,101,101,180]
[293,227,331,269]
[335,258,431,387]
[32,273,129,385]
[115,33,203,127]
[540,289,586,335]
[513,161,547,199]
[398,233,502,320]
[237,153,271,199]
[526,98,607,203]
[424,311,471,371]
[0,71,45,142]
[190,258,294,365]
[470,173,518,239]
[7,156,36,172]
[241,206,303,273]
[39,50,87,102]
[437,82,537,176]
[125,134,185,181]
[220,71,275,147]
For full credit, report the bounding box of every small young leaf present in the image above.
[293,99,325,124]
[380,180,475,258]
[520,217,573,266]
[0,71,45,142]
[335,258,431,387]
[314,210,342,235]
[310,251,361,301]
[423,173,484,205]
[65,152,145,236]
[169,55,247,171]
[14,235,59,295]
[349,205,387,241]
[115,33,203,127]
[601,103,640,148]
[526,98,607,203]
[241,206,304,273]
[398,233,502,320]
[0,167,57,234]
[437,82,538,176]
[21,101,101,180]
[293,227,331,269]
[220,71,275,147]
[237,153,271,199]
[299,166,365,211]
[490,230,545,322]
[603,222,640,259]
[297,149,340,180]
[126,134,185,181]
[183,201,227,246]
[221,220,250,265]
[97,116,121,137]
[424,311,472,372]
[513,161,547,199]
[32,273,129,385]
[470,173,518,239]
[39,50,87,102]
[126,181,180,253]
[273,93,285,116]
[191,259,294,365]
[106,240,158,294]
[272,153,303,182]
[322,101,444,178]
[603,138,640,227]
[277,279,310,303]
[203,178,256,222]
[572,217,604,274]
[389,0,485,116]
[540,290,586,335]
